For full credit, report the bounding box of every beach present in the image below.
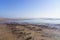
[0,22,60,40]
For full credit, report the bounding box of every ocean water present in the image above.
[2,19,60,24]
[1,19,60,29]
[16,19,60,29]
[12,19,60,24]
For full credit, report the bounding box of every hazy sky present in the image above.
[0,0,60,18]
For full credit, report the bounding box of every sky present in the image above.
[0,0,60,18]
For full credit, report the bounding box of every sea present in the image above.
[1,19,60,29]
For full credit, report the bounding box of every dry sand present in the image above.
[0,23,60,40]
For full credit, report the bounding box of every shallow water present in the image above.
[1,19,60,29]
[5,19,60,24]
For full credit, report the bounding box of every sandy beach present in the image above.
[0,22,60,40]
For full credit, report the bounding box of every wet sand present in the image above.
[0,23,60,40]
